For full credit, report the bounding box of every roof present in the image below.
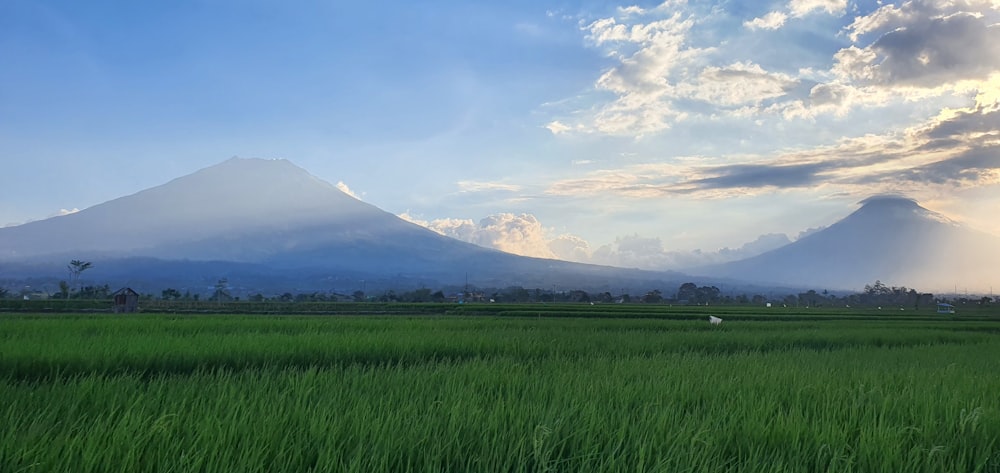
[937,303,955,307]
[113,287,139,296]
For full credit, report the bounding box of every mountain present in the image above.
[0,158,690,293]
[692,196,1000,292]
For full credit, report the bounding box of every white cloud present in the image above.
[402,212,559,259]
[56,208,79,217]
[745,0,845,31]
[544,120,572,134]
[617,5,646,17]
[456,181,523,193]
[788,0,847,17]
[685,61,798,106]
[548,0,1000,135]
[744,11,788,30]
[335,181,360,199]
[401,211,795,270]
[567,9,706,136]
[548,234,592,262]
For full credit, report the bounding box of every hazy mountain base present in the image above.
[691,196,1000,292]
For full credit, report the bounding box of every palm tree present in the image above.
[67,260,93,296]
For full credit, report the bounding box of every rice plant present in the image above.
[2,314,998,472]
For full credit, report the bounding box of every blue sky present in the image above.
[3,0,999,269]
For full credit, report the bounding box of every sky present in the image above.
[2,0,999,270]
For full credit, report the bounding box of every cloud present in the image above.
[335,181,360,199]
[796,225,826,240]
[547,233,592,262]
[1,207,81,227]
[837,5,1000,88]
[590,231,796,270]
[402,211,796,270]
[865,146,1000,187]
[745,0,845,31]
[545,96,1000,199]
[547,0,1000,136]
[567,8,706,136]
[686,62,799,107]
[744,11,788,30]
[788,0,847,17]
[401,212,559,259]
[921,104,1000,142]
[545,120,572,134]
[717,233,792,259]
[685,162,834,191]
[456,181,523,193]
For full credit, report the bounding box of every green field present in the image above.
[3,311,1000,472]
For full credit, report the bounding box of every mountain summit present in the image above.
[694,195,999,291]
[0,158,388,260]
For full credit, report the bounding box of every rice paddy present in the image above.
[2,311,999,472]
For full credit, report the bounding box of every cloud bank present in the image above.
[540,0,1000,208]
[401,211,795,270]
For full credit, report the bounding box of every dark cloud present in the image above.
[808,83,851,107]
[924,108,1000,140]
[869,12,1000,87]
[865,146,1000,185]
[686,162,833,190]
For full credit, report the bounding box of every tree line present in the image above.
[1,263,994,309]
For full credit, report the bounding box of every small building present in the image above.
[112,287,139,313]
[936,303,955,314]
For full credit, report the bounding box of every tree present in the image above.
[677,282,697,302]
[568,290,591,303]
[642,289,663,304]
[67,260,93,294]
[59,281,70,300]
[209,279,231,302]
[694,286,721,304]
[161,288,182,300]
[76,284,110,299]
[503,286,531,303]
[798,290,823,307]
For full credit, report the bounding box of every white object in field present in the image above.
[709,316,723,325]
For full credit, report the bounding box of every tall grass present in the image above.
[2,315,999,472]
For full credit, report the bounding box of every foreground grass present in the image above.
[2,314,1000,472]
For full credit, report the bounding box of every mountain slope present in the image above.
[693,196,1000,291]
[0,158,691,292]
[1,158,422,260]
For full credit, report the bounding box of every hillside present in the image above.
[692,196,1000,291]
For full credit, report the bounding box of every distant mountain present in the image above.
[692,196,1000,292]
[0,158,690,294]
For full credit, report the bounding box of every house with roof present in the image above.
[112,287,139,313]
[936,303,955,314]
